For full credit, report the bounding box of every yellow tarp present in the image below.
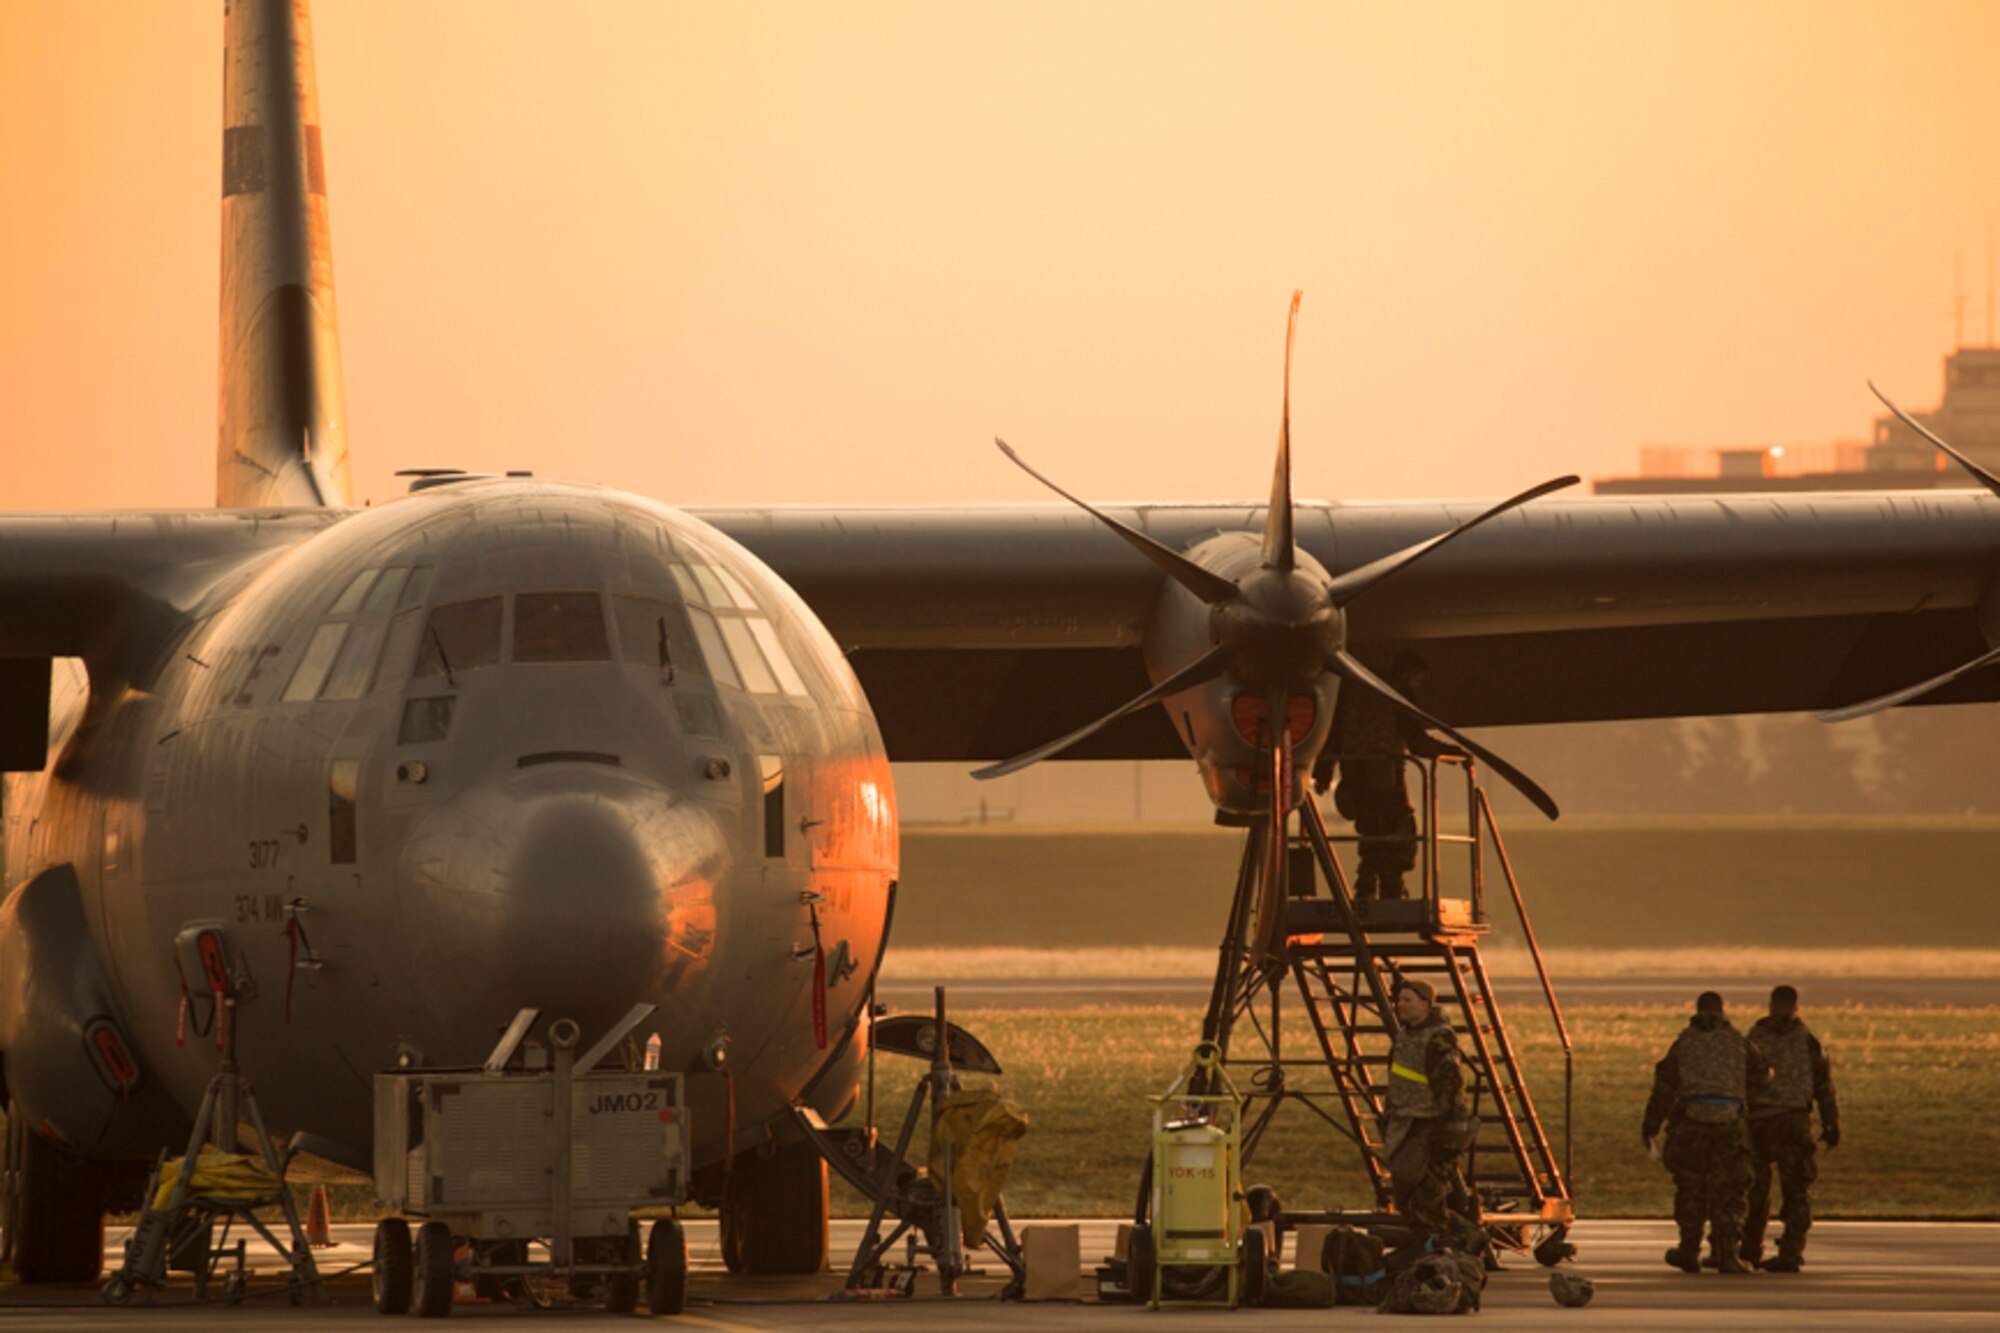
[926,1087,1029,1246]
[151,1146,281,1211]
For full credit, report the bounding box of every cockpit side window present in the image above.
[667,559,813,697]
[514,592,611,663]
[414,596,503,679]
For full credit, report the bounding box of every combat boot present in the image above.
[1714,1252,1751,1274]
[1762,1252,1803,1273]
[1662,1247,1700,1274]
[1738,1240,1763,1269]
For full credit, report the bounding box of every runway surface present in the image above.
[878,974,2000,1009]
[3,1219,1994,1328]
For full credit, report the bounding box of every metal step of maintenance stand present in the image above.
[1199,752,1576,1266]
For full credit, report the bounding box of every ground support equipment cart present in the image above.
[370,1004,691,1317]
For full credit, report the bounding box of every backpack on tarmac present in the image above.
[1377,1249,1484,1315]
[1320,1225,1389,1305]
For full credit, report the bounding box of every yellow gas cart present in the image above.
[1130,1042,1267,1309]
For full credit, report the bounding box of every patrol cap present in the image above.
[1696,990,1724,1013]
[1549,1271,1596,1307]
[1393,976,1437,1004]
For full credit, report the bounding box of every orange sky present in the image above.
[5,1,2000,513]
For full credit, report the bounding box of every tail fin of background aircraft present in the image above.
[217,0,352,509]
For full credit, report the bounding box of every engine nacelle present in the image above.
[1143,532,1342,821]
[0,865,186,1158]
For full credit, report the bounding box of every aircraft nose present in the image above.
[397,763,725,1052]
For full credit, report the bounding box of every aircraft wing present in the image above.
[0,510,340,764]
[701,490,2000,759]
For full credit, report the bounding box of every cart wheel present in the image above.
[602,1223,641,1314]
[646,1219,688,1316]
[412,1221,456,1318]
[1127,1227,1157,1307]
[1241,1226,1269,1308]
[373,1217,413,1316]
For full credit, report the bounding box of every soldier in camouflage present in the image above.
[1742,984,1839,1272]
[1642,991,1772,1274]
[1381,978,1472,1248]
[1322,652,1456,900]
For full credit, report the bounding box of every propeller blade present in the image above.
[1817,644,2000,723]
[1322,474,1580,606]
[994,437,1239,604]
[1262,291,1302,573]
[1330,649,1560,820]
[1868,381,2000,499]
[972,642,1235,781]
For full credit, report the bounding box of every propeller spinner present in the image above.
[975,292,1573,822]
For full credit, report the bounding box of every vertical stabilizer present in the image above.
[217,0,351,508]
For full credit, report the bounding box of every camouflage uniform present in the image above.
[1641,1010,1772,1270]
[1744,1014,1838,1267]
[1330,682,1447,900]
[1382,1011,1469,1245]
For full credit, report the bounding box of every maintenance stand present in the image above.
[1197,754,1575,1263]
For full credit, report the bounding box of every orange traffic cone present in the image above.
[305,1184,334,1248]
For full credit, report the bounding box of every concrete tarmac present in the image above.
[878,975,2000,1009]
[3,1219,1994,1329]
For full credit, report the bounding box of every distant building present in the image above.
[1593,346,2000,495]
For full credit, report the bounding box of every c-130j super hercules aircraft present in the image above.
[7,0,2000,1286]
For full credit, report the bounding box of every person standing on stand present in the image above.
[1319,652,1456,900]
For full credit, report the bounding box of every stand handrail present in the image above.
[1476,786,1574,1193]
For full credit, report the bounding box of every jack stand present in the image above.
[796,986,1024,1299]
[104,994,325,1306]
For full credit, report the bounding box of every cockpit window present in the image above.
[514,592,611,663]
[362,567,410,614]
[414,597,503,679]
[718,617,779,694]
[686,608,740,689]
[614,596,702,677]
[328,570,376,615]
[399,566,435,608]
[321,619,388,700]
[747,618,812,697]
[717,567,760,612]
[664,558,817,698]
[689,564,732,608]
[283,623,349,701]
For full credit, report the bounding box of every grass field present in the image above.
[830,1004,2000,1221]
[894,819,2000,951]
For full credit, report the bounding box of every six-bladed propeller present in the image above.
[974,291,1575,821]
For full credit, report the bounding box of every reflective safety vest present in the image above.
[1675,1021,1748,1124]
[1385,1022,1451,1119]
[1749,1019,1814,1113]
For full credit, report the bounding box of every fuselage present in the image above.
[3,479,896,1168]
